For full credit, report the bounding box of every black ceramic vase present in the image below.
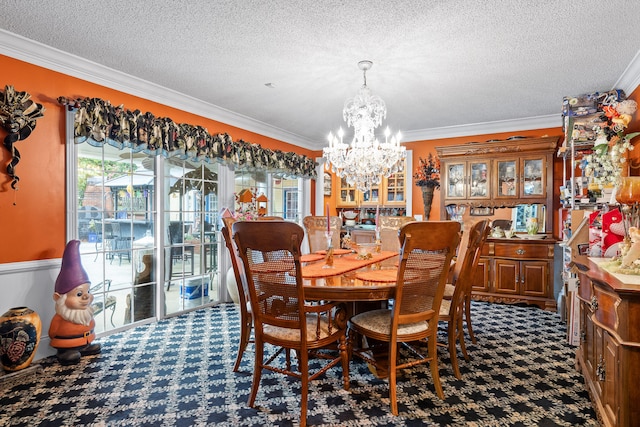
[0,307,42,371]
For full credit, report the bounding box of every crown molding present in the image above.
[1,29,639,149]
[0,29,318,150]
[614,48,640,96]
[402,115,560,142]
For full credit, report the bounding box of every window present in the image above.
[70,142,222,334]
[234,171,302,222]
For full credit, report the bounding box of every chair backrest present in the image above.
[450,219,490,308]
[221,217,248,303]
[302,215,341,252]
[168,221,184,244]
[233,221,307,336]
[259,216,284,221]
[394,221,461,327]
[379,216,416,252]
[222,216,288,294]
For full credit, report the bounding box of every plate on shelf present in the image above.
[516,234,547,240]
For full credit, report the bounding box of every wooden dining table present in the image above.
[301,249,399,302]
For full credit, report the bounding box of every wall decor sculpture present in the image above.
[0,85,46,190]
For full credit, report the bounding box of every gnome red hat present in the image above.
[55,240,90,295]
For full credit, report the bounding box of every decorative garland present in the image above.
[57,96,317,179]
[0,85,46,190]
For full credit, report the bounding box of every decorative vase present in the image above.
[421,186,435,219]
[526,218,539,235]
[0,307,42,372]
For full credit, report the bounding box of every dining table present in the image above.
[301,249,399,302]
[299,248,400,378]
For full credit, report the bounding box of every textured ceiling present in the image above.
[1,0,640,150]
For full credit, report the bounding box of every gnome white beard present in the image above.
[55,293,94,326]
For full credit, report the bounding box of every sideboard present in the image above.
[471,237,557,310]
[575,258,640,427]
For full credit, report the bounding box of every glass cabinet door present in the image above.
[385,171,405,205]
[469,161,489,198]
[361,184,380,205]
[522,158,544,197]
[496,159,517,197]
[338,177,358,207]
[445,162,466,199]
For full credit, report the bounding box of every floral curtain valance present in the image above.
[57,96,317,179]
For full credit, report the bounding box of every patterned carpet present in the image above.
[0,301,597,426]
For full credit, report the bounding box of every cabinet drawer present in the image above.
[493,243,551,259]
[591,281,621,334]
[577,272,593,302]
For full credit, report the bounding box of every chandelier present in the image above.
[323,60,406,192]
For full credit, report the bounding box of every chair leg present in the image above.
[457,315,469,361]
[248,340,263,408]
[299,351,309,427]
[448,319,462,380]
[429,334,444,399]
[233,316,252,372]
[388,339,399,416]
[465,296,477,344]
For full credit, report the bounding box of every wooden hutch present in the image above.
[436,136,559,310]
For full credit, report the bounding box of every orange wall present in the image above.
[0,54,316,263]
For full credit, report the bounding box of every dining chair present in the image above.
[221,216,254,372]
[348,221,461,416]
[439,219,489,379]
[222,215,285,372]
[233,220,350,427]
[109,222,132,265]
[168,221,195,274]
[443,218,490,344]
[302,215,342,253]
[378,216,416,252]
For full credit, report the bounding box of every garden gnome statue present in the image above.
[49,240,101,365]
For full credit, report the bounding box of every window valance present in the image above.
[57,96,317,179]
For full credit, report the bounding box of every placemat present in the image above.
[300,253,324,263]
[355,269,397,283]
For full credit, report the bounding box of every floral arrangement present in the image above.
[232,189,259,221]
[582,99,640,186]
[414,152,440,189]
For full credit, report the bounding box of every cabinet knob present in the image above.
[516,249,525,255]
[590,295,598,311]
[581,331,586,342]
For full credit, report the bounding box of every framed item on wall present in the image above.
[323,172,331,196]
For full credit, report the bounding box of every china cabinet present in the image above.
[336,159,408,207]
[575,258,640,427]
[436,137,558,229]
[494,156,546,199]
[437,137,560,310]
[444,160,490,201]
